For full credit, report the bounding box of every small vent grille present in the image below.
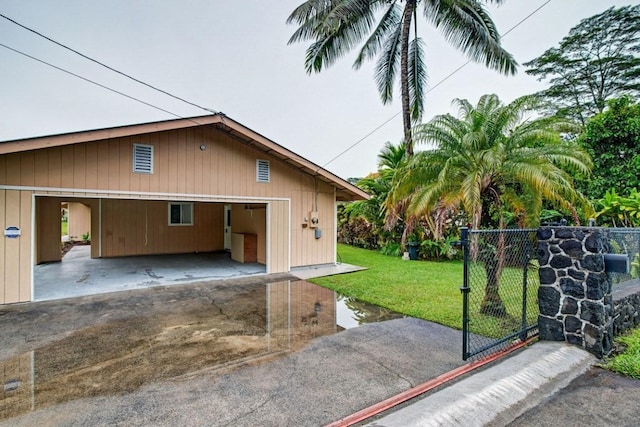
[133,144,153,174]
[256,159,270,183]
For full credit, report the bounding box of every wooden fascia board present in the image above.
[0,115,222,155]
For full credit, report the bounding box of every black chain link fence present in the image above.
[461,228,539,360]
[601,228,640,286]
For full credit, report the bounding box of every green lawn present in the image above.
[311,244,539,337]
[310,244,464,330]
[61,220,68,236]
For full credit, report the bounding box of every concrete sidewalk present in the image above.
[365,341,596,427]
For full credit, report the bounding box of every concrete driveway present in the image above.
[0,275,464,427]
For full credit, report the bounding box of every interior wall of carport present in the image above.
[0,189,33,304]
[36,197,99,263]
[99,199,225,257]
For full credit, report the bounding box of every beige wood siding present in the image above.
[0,190,32,304]
[9,126,308,200]
[290,181,336,267]
[36,197,61,264]
[67,202,91,242]
[100,200,224,257]
[267,201,289,274]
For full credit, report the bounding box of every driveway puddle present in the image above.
[0,280,402,421]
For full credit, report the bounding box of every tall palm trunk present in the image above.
[480,207,507,318]
[399,0,416,157]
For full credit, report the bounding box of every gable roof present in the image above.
[0,114,369,201]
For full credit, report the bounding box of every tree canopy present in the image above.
[524,5,640,126]
[386,94,593,231]
[287,0,516,156]
[577,96,640,201]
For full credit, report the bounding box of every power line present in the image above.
[0,12,217,114]
[0,42,207,126]
[322,0,552,168]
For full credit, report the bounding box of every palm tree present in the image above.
[387,94,593,315]
[287,0,517,157]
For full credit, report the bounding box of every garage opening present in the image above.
[34,197,269,301]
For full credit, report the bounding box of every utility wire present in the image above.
[0,42,207,126]
[322,0,552,168]
[0,12,217,114]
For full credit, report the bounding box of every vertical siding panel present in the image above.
[147,135,159,193]
[19,192,32,301]
[0,189,5,304]
[0,155,6,185]
[96,143,109,190]
[5,153,21,186]
[85,142,98,190]
[201,127,211,196]
[4,191,21,303]
[33,150,49,187]
[177,130,187,194]
[73,144,86,189]
[193,128,203,194]
[215,134,224,195]
[20,152,35,186]
[129,137,141,193]
[108,139,120,191]
[119,138,130,191]
[168,131,178,194]
[139,135,152,194]
[186,129,196,194]
[156,132,169,194]
[36,197,61,263]
[90,199,100,258]
[60,146,74,188]
[48,147,62,188]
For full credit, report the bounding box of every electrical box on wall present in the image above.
[308,211,319,228]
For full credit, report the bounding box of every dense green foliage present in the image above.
[577,96,640,201]
[388,94,593,230]
[287,0,515,154]
[595,189,640,228]
[524,5,640,126]
[606,328,640,379]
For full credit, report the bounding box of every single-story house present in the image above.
[0,114,368,304]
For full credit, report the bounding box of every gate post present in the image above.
[460,227,470,360]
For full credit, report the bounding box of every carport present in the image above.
[0,113,368,304]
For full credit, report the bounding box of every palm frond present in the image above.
[408,37,428,122]
[422,0,517,75]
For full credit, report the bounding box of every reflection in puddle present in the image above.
[0,280,402,421]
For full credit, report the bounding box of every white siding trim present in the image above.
[266,202,271,275]
[30,192,35,302]
[1,185,289,202]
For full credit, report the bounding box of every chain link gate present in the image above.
[460,227,539,360]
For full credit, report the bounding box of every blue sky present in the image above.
[0,1,634,179]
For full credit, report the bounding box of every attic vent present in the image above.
[256,159,270,183]
[133,144,154,174]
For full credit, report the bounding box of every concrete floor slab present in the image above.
[34,245,266,301]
